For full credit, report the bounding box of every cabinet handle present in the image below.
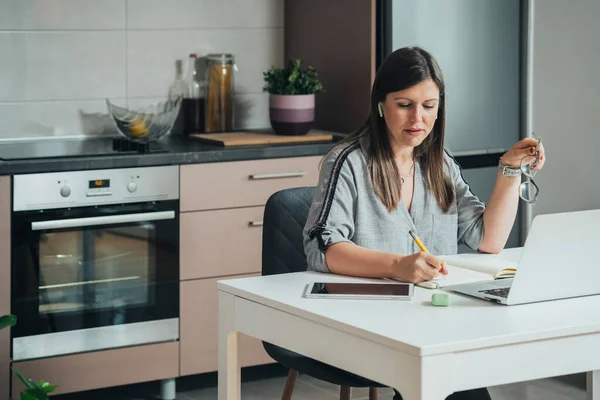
[248,221,263,227]
[248,171,308,180]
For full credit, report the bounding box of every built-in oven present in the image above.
[11,165,179,361]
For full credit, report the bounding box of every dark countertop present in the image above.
[0,133,343,175]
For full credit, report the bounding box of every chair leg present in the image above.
[281,369,299,400]
[340,386,351,400]
[369,387,378,400]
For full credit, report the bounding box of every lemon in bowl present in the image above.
[106,97,182,144]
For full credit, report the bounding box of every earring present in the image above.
[378,103,383,118]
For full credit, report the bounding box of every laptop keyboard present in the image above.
[479,287,510,298]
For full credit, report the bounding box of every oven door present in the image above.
[11,200,179,361]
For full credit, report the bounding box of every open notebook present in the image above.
[390,248,522,289]
[439,249,521,280]
[420,264,493,289]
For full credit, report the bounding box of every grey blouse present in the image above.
[303,136,486,273]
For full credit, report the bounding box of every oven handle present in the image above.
[31,211,175,231]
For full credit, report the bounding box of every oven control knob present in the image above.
[60,185,71,198]
[127,182,137,193]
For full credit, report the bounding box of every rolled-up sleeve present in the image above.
[303,146,358,273]
[445,151,486,251]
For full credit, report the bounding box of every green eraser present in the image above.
[431,292,451,307]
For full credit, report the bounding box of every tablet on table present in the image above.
[304,281,414,301]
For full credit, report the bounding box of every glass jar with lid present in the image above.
[204,53,237,133]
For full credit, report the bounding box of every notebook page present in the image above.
[432,264,493,288]
[438,252,520,276]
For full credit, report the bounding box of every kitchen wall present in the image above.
[0,0,283,140]
[527,0,600,222]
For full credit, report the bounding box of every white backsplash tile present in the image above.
[3,31,127,102]
[0,0,126,30]
[126,28,283,98]
[126,0,283,30]
[233,92,270,130]
[0,99,121,139]
[0,32,26,102]
[0,1,282,138]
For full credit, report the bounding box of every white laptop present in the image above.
[448,209,600,305]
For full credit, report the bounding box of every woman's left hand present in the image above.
[500,136,546,171]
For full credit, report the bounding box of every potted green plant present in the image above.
[1,314,57,400]
[263,58,324,136]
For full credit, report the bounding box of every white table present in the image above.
[217,269,600,400]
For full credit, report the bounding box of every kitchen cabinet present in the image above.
[180,206,265,280]
[180,156,322,212]
[284,0,376,134]
[180,275,272,376]
[179,155,322,376]
[0,176,9,400]
[12,342,178,398]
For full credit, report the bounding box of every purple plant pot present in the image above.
[269,94,315,136]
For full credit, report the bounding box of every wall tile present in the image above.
[0,99,121,139]
[0,1,282,139]
[126,0,283,30]
[233,92,270,129]
[0,0,126,30]
[0,32,25,101]
[0,31,126,102]
[126,28,282,98]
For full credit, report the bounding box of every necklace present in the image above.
[399,161,415,185]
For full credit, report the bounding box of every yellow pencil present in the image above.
[409,230,429,253]
[409,230,447,276]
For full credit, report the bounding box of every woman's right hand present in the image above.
[393,252,447,283]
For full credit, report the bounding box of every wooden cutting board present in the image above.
[189,131,333,147]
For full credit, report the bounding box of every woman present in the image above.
[302,46,545,399]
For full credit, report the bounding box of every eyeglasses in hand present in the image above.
[519,134,542,204]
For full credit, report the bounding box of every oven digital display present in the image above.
[89,179,110,189]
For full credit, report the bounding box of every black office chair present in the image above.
[261,187,384,400]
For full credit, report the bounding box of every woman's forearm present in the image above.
[324,242,399,278]
[479,171,521,253]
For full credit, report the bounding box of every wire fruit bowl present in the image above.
[105,96,182,144]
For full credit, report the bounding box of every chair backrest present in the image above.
[261,186,316,276]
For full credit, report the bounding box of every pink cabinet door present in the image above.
[180,156,321,212]
[180,276,273,376]
[180,206,265,281]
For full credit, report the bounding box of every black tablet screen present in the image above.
[310,282,410,296]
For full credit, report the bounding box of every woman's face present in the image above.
[380,78,440,148]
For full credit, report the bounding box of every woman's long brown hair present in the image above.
[331,46,454,213]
